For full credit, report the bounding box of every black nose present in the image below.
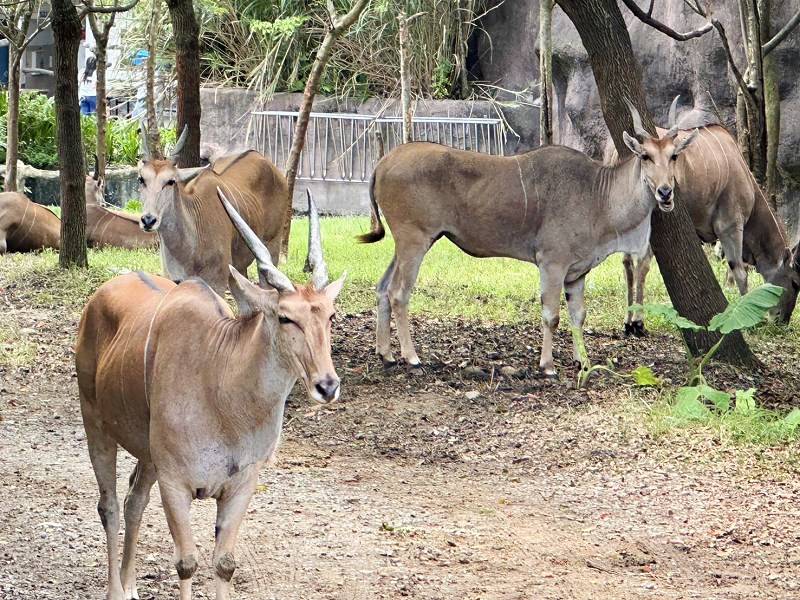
[657,185,673,201]
[314,376,340,402]
[141,214,157,229]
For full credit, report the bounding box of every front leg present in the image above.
[564,276,588,370]
[538,265,567,377]
[159,482,197,600]
[213,467,260,599]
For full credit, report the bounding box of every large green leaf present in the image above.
[674,387,711,420]
[629,304,703,331]
[676,385,731,413]
[708,284,784,334]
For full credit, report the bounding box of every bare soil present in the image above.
[2,282,800,599]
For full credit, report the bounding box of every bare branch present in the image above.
[332,0,370,32]
[18,16,50,54]
[646,0,654,18]
[711,17,756,109]
[78,0,137,18]
[620,0,712,40]
[763,9,800,56]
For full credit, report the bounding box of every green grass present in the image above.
[647,389,800,446]
[0,324,37,367]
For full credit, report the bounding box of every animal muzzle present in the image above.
[311,374,340,403]
[656,185,674,212]
[140,213,158,231]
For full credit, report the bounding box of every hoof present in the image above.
[630,320,647,337]
[381,358,398,369]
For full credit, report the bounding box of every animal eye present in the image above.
[640,155,650,162]
[670,154,678,161]
[166,179,176,187]
[278,315,294,325]
[138,176,145,186]
[792,281,799,292]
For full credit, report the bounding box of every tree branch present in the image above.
[711,17,757,109]
[18,16,50,54]
[762,9,800,56]
[332,0,369,32]
[78,0,136,18]
[620,0,712,40]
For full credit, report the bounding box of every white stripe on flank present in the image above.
[514,156,529,223]
[142,288,172,408]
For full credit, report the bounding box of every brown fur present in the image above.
[0,192,61,253]
[139,150,289,294]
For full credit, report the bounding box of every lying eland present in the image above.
[0,192,60,253]
[76,189,344,599]
[138,127,289,293]
[85,173,158,250]
[614,98,800,333]
[358,102,698,376]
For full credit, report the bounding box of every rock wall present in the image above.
[475,0,800,238]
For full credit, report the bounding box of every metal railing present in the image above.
[248,110,506,183]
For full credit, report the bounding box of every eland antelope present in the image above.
[76,189,344,599]
[85,173,158,250]
[613,98,800,333]
[358,102,699,377]
[0,192,60,253]
[138,127,289,294]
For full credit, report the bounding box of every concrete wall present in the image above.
[19,165,138,208]
[199,89,523,215]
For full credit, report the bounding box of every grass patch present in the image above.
[0,324,37,368]
[647,388,800,446]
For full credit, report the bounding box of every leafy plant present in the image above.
[630,283,783,387]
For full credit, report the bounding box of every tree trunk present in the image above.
[398,12,413,143]
[759,0,779,207]
[94,34,109,179]
[538,0,554,145]
[5,51,21,192]
[146,0,162,157]
[166,0,200,166]
[557,0,754,366]
[52,0,87,268]
[280,0,370,260]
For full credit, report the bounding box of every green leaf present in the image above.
[781,409,800,431]
[676,385,731,413]
[630,366,660,387]
[708,284,783,334]
[674,387,710,420]
[629,304,703,331]
[734,388,757,415]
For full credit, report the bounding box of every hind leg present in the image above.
[375,256,397,365]
[120,462,157,599]
[622,253,635,333]
[82,405,124,600]
[388,234,430,366]
[716,224,748,295]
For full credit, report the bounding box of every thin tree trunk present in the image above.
[759,0,779,207]
[5,51,21,192]
[398,11,413,143]
[146,0,162,157]
[94,36,109,178]
[280,0,371,260]
[166,0,200,166]
[52,0,87,268]
[557,0,754,366]
[539,0,554,146]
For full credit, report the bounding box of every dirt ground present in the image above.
[2,281,800,599]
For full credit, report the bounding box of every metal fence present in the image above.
[248,111,506,183]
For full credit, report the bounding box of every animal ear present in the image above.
[623,131,644,157]
[228,265,276,318]
[674,128,699,156]
[323,272,347,301]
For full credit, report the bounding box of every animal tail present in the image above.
[356,169,385,243]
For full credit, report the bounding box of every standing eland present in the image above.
[75,189,345,599]
[614,98,800,333]
[138,127,289,293]
[358,102,698,377]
